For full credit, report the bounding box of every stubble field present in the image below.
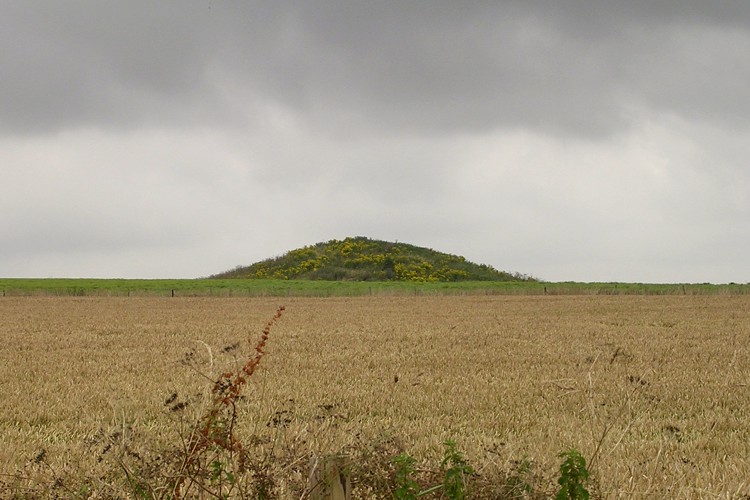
[1,295,749,497]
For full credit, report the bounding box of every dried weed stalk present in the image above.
[166,305,286,498]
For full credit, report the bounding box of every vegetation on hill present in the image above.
[211,236,535,282]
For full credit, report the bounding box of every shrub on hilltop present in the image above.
[211,237,535,282]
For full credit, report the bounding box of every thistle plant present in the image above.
[556,449,590,500]
[440,439,474,500]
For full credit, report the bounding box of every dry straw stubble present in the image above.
[0,295,749,497]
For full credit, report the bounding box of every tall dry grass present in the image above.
[1,295,749,497]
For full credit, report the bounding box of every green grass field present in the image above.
[0,278,747,297]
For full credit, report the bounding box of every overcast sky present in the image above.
[2,1,749,283]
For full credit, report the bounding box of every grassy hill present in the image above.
[211,236,535,282]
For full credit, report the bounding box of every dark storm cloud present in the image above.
[0,2,216,133]
[4,1,750,136]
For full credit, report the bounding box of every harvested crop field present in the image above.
[1,296,749,497]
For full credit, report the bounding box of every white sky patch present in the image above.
[3,110,749,282]
[445,113,749,282]
[1,128,247,276]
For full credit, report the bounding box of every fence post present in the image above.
[171,289,175,297]
[307,455,351,500]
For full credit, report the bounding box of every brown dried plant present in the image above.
[165,304,286,498]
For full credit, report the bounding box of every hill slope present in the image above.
[211,237,534,282]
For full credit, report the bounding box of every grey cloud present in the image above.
[4,1,750,137]
[0,3,215,133]
[3,1,750,282]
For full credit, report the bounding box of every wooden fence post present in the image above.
[307,455,351,500]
